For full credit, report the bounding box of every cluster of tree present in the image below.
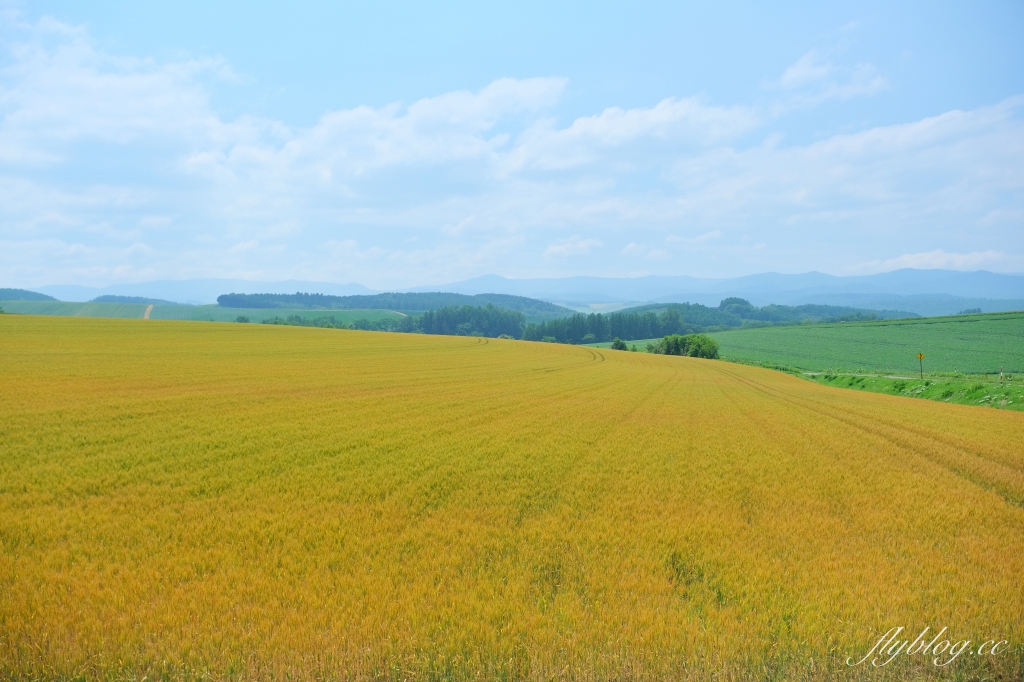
[646,334,720,359]
[217,291,571,319]
[958,308,983,315]
[243,297,908,353]
[91,295,178,305]
[419,304,525,337]
[624,298,914,327]
[522,308,691,344]
[523,298,917,344]
[261,314,412,332]
[258,303,524,338]
[0,288,56,301]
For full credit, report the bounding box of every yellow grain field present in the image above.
[1,315,1022,681]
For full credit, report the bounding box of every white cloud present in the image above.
[229,240,260,253]
[0,19,247,166]
[767,49,886,109]
[665,98,1024,228]
[666,230,721,245]
[856,250,1016,273]
[0,14,1021,287]
[544,236,602,259]
[505,98,759,171]
[778,50,833,89]
[621,242,672,261]
[322,239,387,261]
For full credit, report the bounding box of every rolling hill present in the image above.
[0,288,56,301]
[216,292,574,320]
[0,300,404,325]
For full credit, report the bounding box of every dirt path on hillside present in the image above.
[143,305,153,320]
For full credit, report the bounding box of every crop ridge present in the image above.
[712,361,1024,471]
[708,362,1024,510]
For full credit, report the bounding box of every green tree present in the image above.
[648,333,719,359]
[610,338,628,350]
[684,333,720,359]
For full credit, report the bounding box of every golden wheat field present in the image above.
[1,315,1022,681]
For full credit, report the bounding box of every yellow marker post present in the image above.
[917,353,925,379]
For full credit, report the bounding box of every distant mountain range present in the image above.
[91,295,179,305]
[7,269,1024,317]
[420,269,1024,301]
[413,270,1024,316]
[33,279,373,305]
[216,292,573,320]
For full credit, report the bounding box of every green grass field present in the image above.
[0,300,405,324]
[588,338,659,350]
[150,306,404,324]
[0,300,149,318]
[711,312,1024,375]
[804,373,1024,411]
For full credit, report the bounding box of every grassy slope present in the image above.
[589,337,660,349]
[710,311,1024,375]
[1,316,1022,680]
[149,305,403,323]
[0,301,403,323]
[0,300,148,318]
[806,373,1024,411]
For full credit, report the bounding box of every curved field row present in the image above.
[1,316,1021,680]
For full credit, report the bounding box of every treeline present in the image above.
[522,298,917,344]
[259,303,524,338]
[419,305,524,337]
[523,308,691,344]
[247,297,914,348]
[217,291,571,318]
[623,298,915,326]
[260,315,412,332]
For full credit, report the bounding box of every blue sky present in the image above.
[1,0,1022,289]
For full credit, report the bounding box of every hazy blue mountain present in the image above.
[772,293,1024,317]
[27,269,1024,315]
[416,270,1024,315]
[0,288,57,301]
[421,270,1024,299]
[91,295,179,305]
[409,274,710,302]
[36,279,375,304]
